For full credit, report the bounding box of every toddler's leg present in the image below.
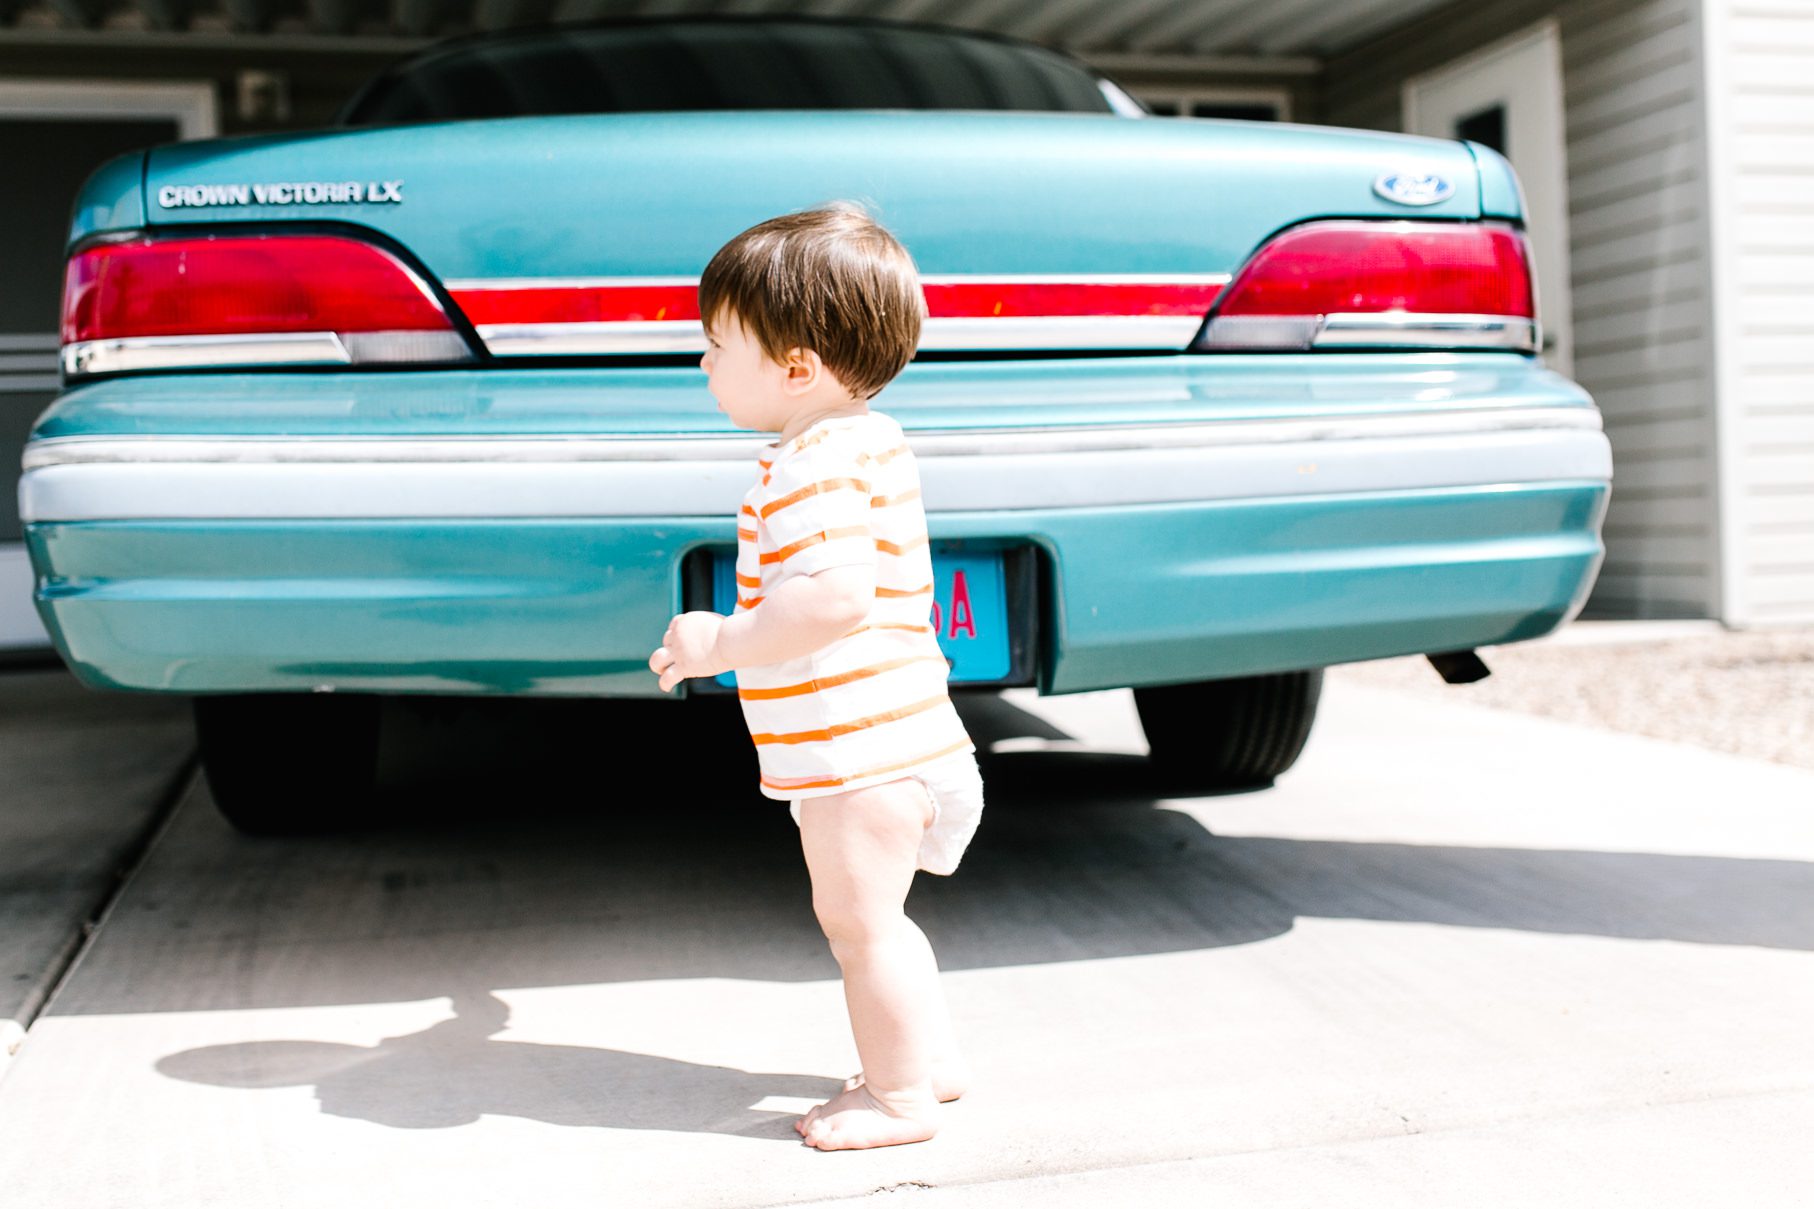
[841,914,971,1101]
[793,778,943,1151]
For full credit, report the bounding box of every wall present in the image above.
[1322,0,1721,620]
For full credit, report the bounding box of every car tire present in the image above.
[1133,669,1323,790]
[193,693,384,835]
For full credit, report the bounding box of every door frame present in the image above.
[1402,19,1573,377]
[0,77,216,652]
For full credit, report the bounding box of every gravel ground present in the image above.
[1328,624,1814,771]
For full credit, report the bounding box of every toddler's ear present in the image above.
[783,346,824,394]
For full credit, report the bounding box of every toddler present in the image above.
[648,202,984,1151]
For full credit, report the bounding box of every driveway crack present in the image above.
[3,753,198,1069]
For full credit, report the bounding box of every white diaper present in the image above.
[786,749,986,876]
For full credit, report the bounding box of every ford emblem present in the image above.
[1373,171,1454,206]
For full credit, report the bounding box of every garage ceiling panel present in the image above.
[0,0,1463,58]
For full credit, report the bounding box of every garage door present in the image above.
[0,80,212,651]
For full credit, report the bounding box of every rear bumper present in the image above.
[25,481,1607,696]
[21,404,1610,696]
[20,354,1612,696]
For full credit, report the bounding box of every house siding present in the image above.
[1320,0,1720,620]
[1703,0,1814,623]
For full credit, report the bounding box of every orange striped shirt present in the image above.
[731,411,974,800]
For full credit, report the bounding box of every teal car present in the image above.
[24,16,1611,832]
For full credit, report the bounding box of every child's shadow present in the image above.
[155,990,835,1137]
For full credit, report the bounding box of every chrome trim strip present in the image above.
[1313,313,1538,351]
[478,315,1206,355]
[921,273,1231,285]
[447,272,1233,290]
[1197,313,1540,354]
[446,275,701,289]
[921,315,1203,350]
[23,406,1603,469]
[62,332,351,376]
[477,321,705,356]
[20,407,1612,523]
[20,430,1612,521]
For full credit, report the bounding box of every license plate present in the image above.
[710,545,1011,686]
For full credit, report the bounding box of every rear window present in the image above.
[336,16,1144,125]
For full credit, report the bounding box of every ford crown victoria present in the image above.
[23,15,1612,831]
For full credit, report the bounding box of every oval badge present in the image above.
[1373,171,1454,207]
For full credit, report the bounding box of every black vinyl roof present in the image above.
[335,14,1146,125]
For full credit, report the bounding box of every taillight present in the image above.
[61,233,475,377]
[1193,220,1538,353]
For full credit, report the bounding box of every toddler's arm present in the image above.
[650,563,875,692]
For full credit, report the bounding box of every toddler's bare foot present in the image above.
[841,1058,970,1102]
[794,1083,939,1150]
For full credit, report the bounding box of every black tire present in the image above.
[193,693,383,835]
[1133,669,1324,790]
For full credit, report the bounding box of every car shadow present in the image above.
[119,691,1814,1134]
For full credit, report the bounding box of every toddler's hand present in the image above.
[649,611,731,692]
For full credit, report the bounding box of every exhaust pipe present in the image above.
[1426,649,1491,684]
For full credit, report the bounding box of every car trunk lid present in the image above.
[127,110,1487,359]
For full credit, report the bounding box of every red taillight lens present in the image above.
[61,233,474,376]
[1194,220,1538,352]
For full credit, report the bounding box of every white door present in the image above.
[0,80,214,652]
[1404,19,1573,377]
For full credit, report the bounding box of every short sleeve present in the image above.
[757,440,876,579]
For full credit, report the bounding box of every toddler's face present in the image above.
[700,308,795,434]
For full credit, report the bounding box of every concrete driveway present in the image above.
[0,667,192,1064]
[0,672,1809,1207]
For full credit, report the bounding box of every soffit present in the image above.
[0,0,1460,61]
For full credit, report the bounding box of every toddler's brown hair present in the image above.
[698,201,925,401]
